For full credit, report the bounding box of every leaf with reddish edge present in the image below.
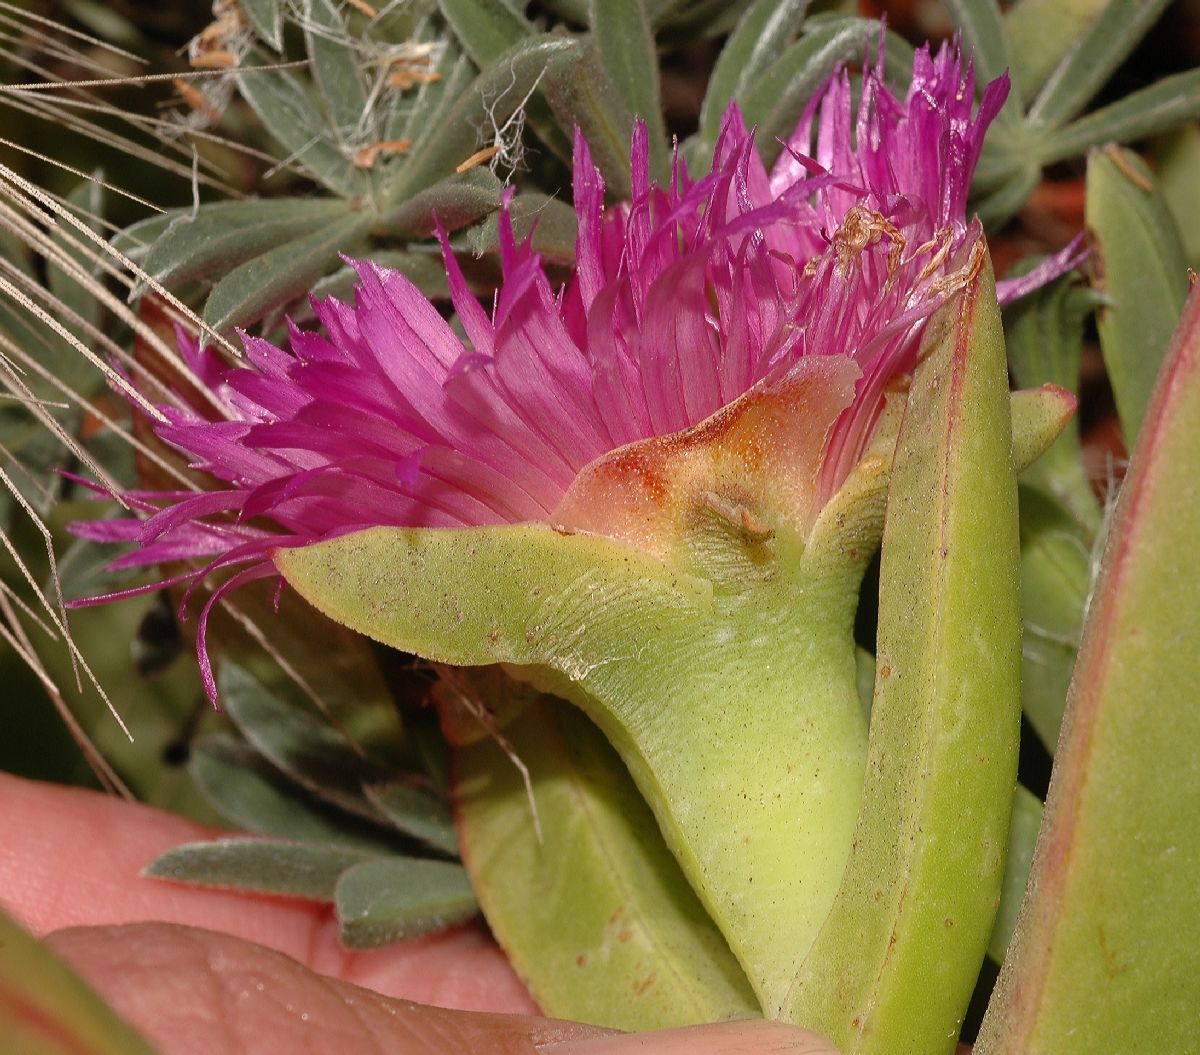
[784,252,1022,1052]
[0,908,161,1055]
[975,284,1200,1054]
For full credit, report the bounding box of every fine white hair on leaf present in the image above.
[432,665,544,844]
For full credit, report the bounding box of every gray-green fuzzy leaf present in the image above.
[1040,68,1200,166]
[469,191,578,264]
[335,857,478,947]
[440,0,533,64]
[236,53,362,197]
[1005,268,1101,533]
[590,0,668,183]
[364,781,459,857]
[388,30,472,143]
[392,35,577,199]
[190,735,406,854]
[542,38,634,197]
[239,0,283,50]
[1028,0,1172,132]
[304,0,370,144]
[218,663,395,821]
[1017,485,1091,754]
[1003,0,1107,105]
[202,210,373,336]
[941,0,1014,123]
[740,18,878,165]
[147,838,378,900]
[380,168,502,239]
[698,0,810,148]
[142,199,351,286]
[438,0,571,162]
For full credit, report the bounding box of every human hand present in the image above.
[0,771,839,1054]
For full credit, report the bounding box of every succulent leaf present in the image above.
[1027,0,1173,133]
[451,695,758,1028]
[784,255,1022,1053]
[975,283,1200,1055]
[1086,145,1189,446]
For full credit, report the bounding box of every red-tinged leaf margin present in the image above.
[976,282,1200,1053]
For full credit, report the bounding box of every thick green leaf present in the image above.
[1086,146,1189,445]
[542,38,635,196]
[218,662,394,821]
[1005,268,1101,533]
[987,784,1043,963]
[305,0,370,143]
[469,191,578,264]
[364,780,459,857]
[454,696,757,1029]
[391,35,578,199]
[148,838,376,900]
[590,0,669,183]
[142,199,351,286]
[236,53,362,197]
[380,168,502,239]
[0,908,162,1055]
[1017,486,1091,753]
[1154,122,1200,269]
[190,735,406,854]
[1041,68,1200,166]
[976,284,1200,1055]
[1003,0,1107,104]
[202,210,373,335]
[698,0,809,147]
[1027,0,1172,133]
[239,0,283,50]
[335,856,478,947]
[786,253,1022,1053]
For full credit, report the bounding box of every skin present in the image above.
[0,771,838,1055]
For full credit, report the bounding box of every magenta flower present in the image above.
[72,42,1080,697]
